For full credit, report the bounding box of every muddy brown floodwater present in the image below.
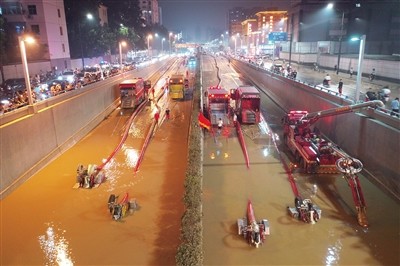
[0,66,192,265]
[1,56,399,266]
[202,55,399,266]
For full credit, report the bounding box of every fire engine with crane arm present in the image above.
[282,100,383,227]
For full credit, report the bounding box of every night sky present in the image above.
[158,0,290,42]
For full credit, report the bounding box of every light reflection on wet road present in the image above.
[0,60,191,265]
[202,55,399,266]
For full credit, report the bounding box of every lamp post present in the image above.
[169,32,173,54]
[232,35,237,55]
[119,41,127,69]
[147,34,153,57]
[161,38,165,53]
[78,13,93,69]
[352,34,366,103]
[18,35,35,106]
[336,11,345,74]
[327,3,345,75]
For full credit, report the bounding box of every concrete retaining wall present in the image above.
[1,59,168,198]
[0,78,120,197]
[233,59,400,198]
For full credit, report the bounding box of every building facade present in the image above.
[139,0,160,26]
[288,0,400,54]
[0,0,70,70]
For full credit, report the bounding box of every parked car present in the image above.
[2,78,26,92]
[59,70,76,83]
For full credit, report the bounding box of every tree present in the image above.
[102,0,145,50]
[64,0,103,59]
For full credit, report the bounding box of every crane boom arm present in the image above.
[300,100,384,125]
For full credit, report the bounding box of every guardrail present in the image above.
[238,58,400,130]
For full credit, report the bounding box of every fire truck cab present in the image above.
[230,86,261,124]
[119,78,146,109]
[205,86,230,125]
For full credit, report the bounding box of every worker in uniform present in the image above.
[217,118,223,134]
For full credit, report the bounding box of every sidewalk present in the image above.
[278,61,400,108]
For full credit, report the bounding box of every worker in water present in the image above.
[217,118,223,133]
[154,111,160,125]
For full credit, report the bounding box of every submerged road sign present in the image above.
[268,32,288,42]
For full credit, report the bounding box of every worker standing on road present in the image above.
[338,79,343,95]
[154,111,160,125]
[349,67,354,78]
[217,118,223,134]
[165,107,170,120]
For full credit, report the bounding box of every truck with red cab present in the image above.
[230,86,261,124]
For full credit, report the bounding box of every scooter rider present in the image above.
[323,73,331,87]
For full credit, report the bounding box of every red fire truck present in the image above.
[205,86,230,125]
[230,86,261,124]
[119,78,146,109]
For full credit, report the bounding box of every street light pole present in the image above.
[119,41,126,69]
[18,36,35,106]
[147,34,152,57]
[234,36,237,54]
[78,13,93,69]
[289,15,294,67]
[78,23,85,68]
[336,11,344,74]
[169,32,173,54]
[355,34,366,103]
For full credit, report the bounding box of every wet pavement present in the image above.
[0,60,192,265]
[261,59,400,109]
[0,55,399,266]
[201,55,399,265]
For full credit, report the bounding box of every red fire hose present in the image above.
[235,121,250,169]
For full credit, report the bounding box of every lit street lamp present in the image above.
[351,34,366,102]
[78,13,93,68]
[119,41,127,69]
[18,35,35,106]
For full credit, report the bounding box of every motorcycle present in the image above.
[365,91,378,101]
[378,87,391,104]
[322,78,331,88]
[369,72,375,81]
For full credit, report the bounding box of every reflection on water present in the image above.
[38,224,73,266]
[123,146,139,168]
[325,230,343,266]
